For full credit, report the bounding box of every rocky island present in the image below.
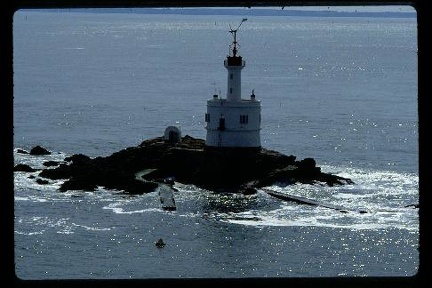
[16,135,353,196]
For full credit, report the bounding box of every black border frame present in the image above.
[2,1,427,288]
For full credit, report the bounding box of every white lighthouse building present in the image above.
[205,19,261,148]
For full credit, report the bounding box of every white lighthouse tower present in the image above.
[205,19,261,148]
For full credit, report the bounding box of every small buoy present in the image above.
[155,238,165,248]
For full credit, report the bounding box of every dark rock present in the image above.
[296,157,316,171]
[120,179,159,195]
[30,145,51,155]
[241,187,258,195]
[59,176,98,192]
[36,178,49,185]
[36,135,354,194]
[43,160,60,167]
[14,164,36,172]
[16,149,29,154]
[64,154,91,164]
[39,163,76,180]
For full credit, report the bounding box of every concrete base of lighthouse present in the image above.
[205,98,261,148]
[205,129,261,148]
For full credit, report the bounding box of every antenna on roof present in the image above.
[228,18,247,57]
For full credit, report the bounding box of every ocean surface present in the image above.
[13,9,419,279]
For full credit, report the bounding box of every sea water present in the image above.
[13,8,418,279]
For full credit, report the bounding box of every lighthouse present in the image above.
[205,19,261,148]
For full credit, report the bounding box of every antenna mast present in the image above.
[229,18,247,57]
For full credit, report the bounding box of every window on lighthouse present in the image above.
[240,115,248,124]
[230,73,233,79]
[230,88,233,94]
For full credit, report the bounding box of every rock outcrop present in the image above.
[30,135,353,194]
